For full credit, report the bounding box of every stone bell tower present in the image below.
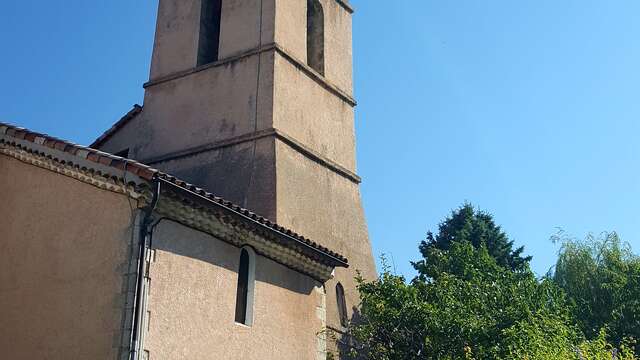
[94,0,376,340]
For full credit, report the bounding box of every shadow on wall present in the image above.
[147,141,277,221]
[150,219,317,295]
[325,307,365,359]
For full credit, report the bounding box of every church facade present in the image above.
[0,0,375,359]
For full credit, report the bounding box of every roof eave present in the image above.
[90,104,143,149]
[156,177,349,271]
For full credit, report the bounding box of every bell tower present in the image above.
[95,0,376,342]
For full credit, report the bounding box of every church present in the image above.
[0,0,376,359]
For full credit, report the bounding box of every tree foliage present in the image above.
[341,205,638,360]
[551,231,640,350]
[347,244,581,359]
[413,204,531,278]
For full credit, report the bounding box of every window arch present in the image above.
[336,282,348,327]
[235,247,256,325]
[307,0,325,75]
[198,0,223,66]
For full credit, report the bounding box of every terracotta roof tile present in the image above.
[24,133,37,142]
[111,159,127,171]
[86,152,100,163]
[98,156,113,166]
[14,130,27,140]
[54,142,68,152]
[137,167,155,181]
[75,148,90,159]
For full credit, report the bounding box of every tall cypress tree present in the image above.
[413,203,531,278]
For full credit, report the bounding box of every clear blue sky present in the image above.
[1,1,638,278]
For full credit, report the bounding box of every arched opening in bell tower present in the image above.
[307,0,325,75]
[198,0,223,66]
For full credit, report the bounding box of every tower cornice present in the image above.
[140,128,362,184]
[335,0,354,14]
[143,42,357,107]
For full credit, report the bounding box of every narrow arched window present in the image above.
[235,247,255,325]
[198,0,223,66]
[336,282,348,327]
[307,0,325,75]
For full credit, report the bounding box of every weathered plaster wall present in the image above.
[149,0,200,79]
[274,0,354,92]
[273,50,356,170]
[274,140,377,331]
[100,51,275,163]
[150,0,277,80]
[96,0,375,351]
[219,0,275,59]
[100,0,356,176]
[145,220,325,359]
[274,0,306,62]
[0,155,137,360]
[321,0,354,92]
[147,137,277,220]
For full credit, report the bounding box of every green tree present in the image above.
[346,243,579,360]
[551,231,640,351]
[341,206,638,360]
[413,204,531,278]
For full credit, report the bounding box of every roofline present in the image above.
[0,120,349,273]
[90,104,142,149]
[157,177,349,269]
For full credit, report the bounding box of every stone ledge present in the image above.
[335,0,354,13]
[141,128,362,184]
[143,43,357,107]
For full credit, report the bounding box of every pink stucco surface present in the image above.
[0,155,136,360]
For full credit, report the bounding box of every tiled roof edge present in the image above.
[0,121,348,269]
[157,176,349,268]
[89,104,143,149]
[0,120,157,181]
